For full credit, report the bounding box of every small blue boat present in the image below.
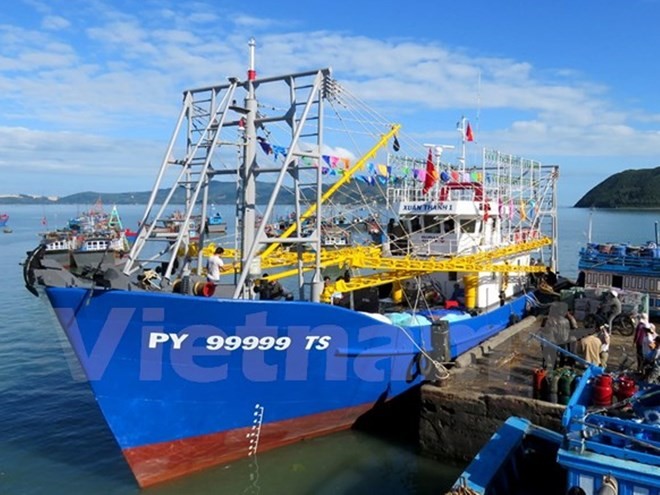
[206,212,227,234]
[448,365,660,495]
[447,417,564,495]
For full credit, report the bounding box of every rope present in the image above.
[444,478,480,495]
[393,319,451,382]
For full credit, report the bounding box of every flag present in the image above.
[422,148,437,194]
[392,135,400,152]
[465,122,474,142]
[257,136,272,155]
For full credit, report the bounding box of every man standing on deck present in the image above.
[206,246,225,283]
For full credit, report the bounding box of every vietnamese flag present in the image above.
[422,148,437,194]
[465,122,474,142]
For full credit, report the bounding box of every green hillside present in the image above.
[574,167,660,208]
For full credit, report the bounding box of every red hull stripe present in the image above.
[123,402,374,488]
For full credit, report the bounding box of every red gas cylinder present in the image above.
[533,368,547,399]
[615,375,638,402]
[592,374,613,407]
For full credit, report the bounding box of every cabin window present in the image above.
[424,216,441,234]
[460,219,478,233]
[443,218,455,234]
[449,271,457,282]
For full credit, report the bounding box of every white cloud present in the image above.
[3,1,660,203]
[41,15,70,30]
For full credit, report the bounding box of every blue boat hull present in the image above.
[44,287,528,486]
[449,417,564,495]
[452,367,660,495]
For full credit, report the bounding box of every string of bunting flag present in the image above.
[255,133,541,217]
[255,135,492,186]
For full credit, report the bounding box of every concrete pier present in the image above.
[418,315,635,463]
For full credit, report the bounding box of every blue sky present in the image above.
[2,0,660,206]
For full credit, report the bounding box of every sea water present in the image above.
[0,204,657,494]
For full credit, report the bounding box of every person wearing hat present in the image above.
[644,334,660,383]
[254,273,291,301]
[579,325,610,368]
[642,323,657,358]
[634,315,652,371]
[600,288,622,332]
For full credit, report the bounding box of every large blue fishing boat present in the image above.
[448,365,660,494]
[577,222,660,317]
[23,40,558,487]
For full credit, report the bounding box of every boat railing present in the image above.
[577,411,660,466]
[579,254,660,273]
[387,182,492,204]
[579,243,660,270]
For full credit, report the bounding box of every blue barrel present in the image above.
[613,244,626,256]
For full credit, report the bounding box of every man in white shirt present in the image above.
[207,247,225,282]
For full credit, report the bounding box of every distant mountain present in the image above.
[574,167,660,208]
[0,179,385,205]
[0,182,240,205]
[0,194,60,204]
